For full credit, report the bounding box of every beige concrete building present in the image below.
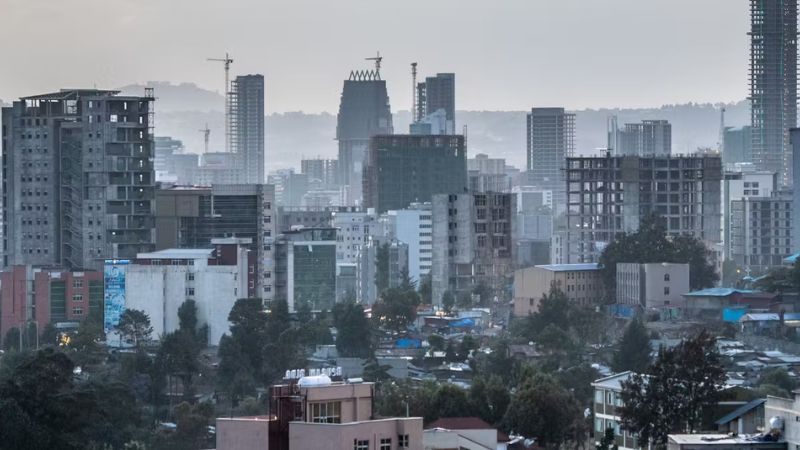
[513,263,601,316]
[423,417,509,450]
[216,376,422,450]
[616,263,690,309]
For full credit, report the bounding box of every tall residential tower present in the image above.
[749,0,797,187]
[229,74,265,184]
[1,89,156,270]
[526,107,575,213]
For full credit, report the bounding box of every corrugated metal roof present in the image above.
[683,288,761,297]
[534,263,600,272]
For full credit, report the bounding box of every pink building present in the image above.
[0,265,102,339]
[216,377,422,450]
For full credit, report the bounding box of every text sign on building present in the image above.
[284,367,342,380]
[103,260,130,334]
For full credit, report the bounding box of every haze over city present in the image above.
[1,0,749,112]
[4,1,800,450]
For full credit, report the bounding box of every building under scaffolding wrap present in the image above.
[750,0,797,187]
[1,89,156,270]
[336,68,393,205]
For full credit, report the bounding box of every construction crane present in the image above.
[365,52,383,79]
[198,123,211,154]
[411,62,418,122]
[207,52,234,152]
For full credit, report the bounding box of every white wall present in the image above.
[125,259,245,345]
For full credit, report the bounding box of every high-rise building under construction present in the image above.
[416,73,455,134]
[336,68,393,204]
[229,74,265,184]
[749,0,797,187]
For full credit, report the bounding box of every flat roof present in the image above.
[136,248,213,259]
[669,434,780,445]
[683,288,762,297]
[534,263,600,272]
[591,371,634,390]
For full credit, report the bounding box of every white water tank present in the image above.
[298,374,332,387]
[769,416,785,431]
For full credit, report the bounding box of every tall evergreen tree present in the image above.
[612,319,651,373]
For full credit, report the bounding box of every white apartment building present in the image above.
[616,263,690,309]
[384,203,433,283]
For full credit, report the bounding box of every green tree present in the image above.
[473,282,493,306]
[226,298,267,372]
[428,334,446,352]
[3,327,20,351]
[0,349,144,449]
[757,367,795,393]
[620,330,725,447]
[418,274,433,305]
[429,384,474,422]
[596,428,619,450]
[612,319,652,373]
[755,267,795,294]
[376,242,390,294]
[456,290,473,309]
[470,376,510,425]
[504,372,583,449]
[178,299,199,336]
[599,214,718,299]
[332,301,373,358]
[116,309,154,348]
[441,290,456,314]
[40,322,59,347]
[458,335,479,361]
[372,286,420,332]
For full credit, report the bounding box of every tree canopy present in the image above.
[619,330,725,447]
[116,309,154,348]
[598,214,718,298]
[612,319,652,374]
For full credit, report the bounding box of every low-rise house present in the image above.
[682,288,778,319]
[424,417,510,450]
[592,371,647,450]
[514,263,602,316]
[715,399,767,434]
[667,434,784,450]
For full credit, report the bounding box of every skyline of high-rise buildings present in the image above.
[749,0,797,187]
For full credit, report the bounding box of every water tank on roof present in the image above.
[298,374,332,387]
[770,416,785,431]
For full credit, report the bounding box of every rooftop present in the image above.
[715,399,766,426]
[591,371,635,391]
[136,248,214,260]
[425,417,510,443]
[668,434,782,446]
[534,263,600,272]
[683,288,763,298]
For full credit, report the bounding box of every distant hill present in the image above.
[120,81,750,171]
[118,81,225,113]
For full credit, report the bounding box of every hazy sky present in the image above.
[0,0,749,113]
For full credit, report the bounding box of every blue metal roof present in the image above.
[683,288,760,297]
[534,263,600,272]
[783,253,800,264]
[714,398,765,426]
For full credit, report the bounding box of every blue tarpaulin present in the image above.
[395,338,422,349]
[449,318,476,328]
[723,308,748,323]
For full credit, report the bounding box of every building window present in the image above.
[310,401,341,423]
[380,438,391,450]
[595,418,604,433]
[73,279,83,289]
[354,440,369,450]
[398,434,409,448]
[186,288,195,297]
[72,307,84,316]
[664,287,670,295]
[72,294,83,303]
[664,273,670,282]
[186,273,195,281]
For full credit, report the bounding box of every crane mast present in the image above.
[207,52,234,152]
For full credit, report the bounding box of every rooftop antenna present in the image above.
[199,123,211,154]
[411,62,418,122]
[207,52,234,152]
[365,52,383,79]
